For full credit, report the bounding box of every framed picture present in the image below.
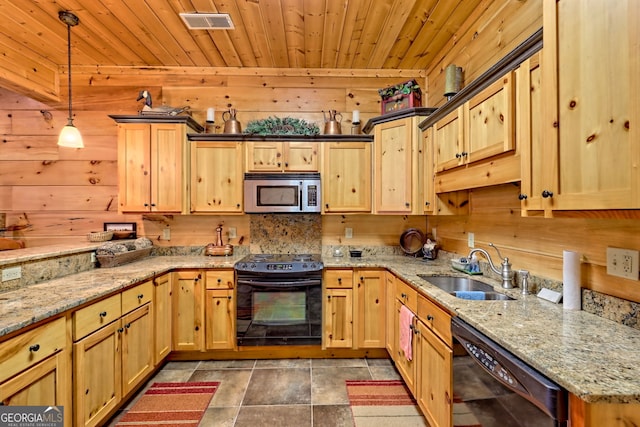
[104,222,137,239]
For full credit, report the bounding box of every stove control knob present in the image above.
[303,263,308,269]
[237,263,245,270]
[250,263,256,269]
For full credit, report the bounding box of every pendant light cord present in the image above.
[66,21,73,125]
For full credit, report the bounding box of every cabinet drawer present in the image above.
[0,317,66,382]
[418,295,452,346]
[324,269,353,289]
[73,294,122,341]
[122,280,153,314]
[395,280,418,313]
[205,270,235,289]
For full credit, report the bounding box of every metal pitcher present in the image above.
[322,110,342,135]
[222,108,242,134]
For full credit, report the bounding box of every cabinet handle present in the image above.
[401,293,407,299]
[236,203,240,208]
[144,203,149,207]
[99,311,107,317]
[425,201,430,206]
[228,296,232,300]
[427,315,434,321]
[327,295,331,300]
[455,153,462,159]
[29,344,40,352]
[461,151,468,157]
[151,203,156,207]
[118,327,124,333]
[518,194,528,200]
[137,293,144,299]
[542,190,554,198]
[360,276,364,282]
[285,162,289,167]
[217,278,222,283]
[325,204,329,209]
[338,278,342,283]
[409,324,414,330]
[405,202,410,207]
[125,323,131,329]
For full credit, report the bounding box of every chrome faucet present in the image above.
[468,243,515,289]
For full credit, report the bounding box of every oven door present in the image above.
[236,277,322,346]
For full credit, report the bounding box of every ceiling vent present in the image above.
[180,13,234,30]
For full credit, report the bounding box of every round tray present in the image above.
[400,228,425,255]
[87,231,113,242]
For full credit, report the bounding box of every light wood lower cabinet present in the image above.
[393,298,417,394]
[354,268,386,349]
[172,270,204,351]
[205,270,236,350]
[152,274,172,364]
[0,317,71,427]
[323,269,354,349]
[73,283,154,427]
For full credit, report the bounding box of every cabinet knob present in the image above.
[461,151,468,157]
[118,327,124,333]
[427,315,434,321]
[425,201,430,206]
[277,162,281,167]
[151,203,156,207]
[217,278,222,283]
[401,293,407,299]
[285,162,289,167]
[405,202,410,207]
[99,311,107,317]
[455,153,462,159]
[325,203,329,209]
[125,323,131,329]
[518,194,528,200]
[137,293,144,299]
[338,278,342,283]
[360,276,364,281]
[29,344,40,352]
[236,203,241,208]
[542,190,554,198]
[143,203,149,207]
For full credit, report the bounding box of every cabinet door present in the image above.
[153,274,172,365]
[385,272,396,356]
[434,107,465,172]
[518,52,545,213]
[322,288,353,348]
[246,142,283,171]
[117,124,152,212]
[541,0,639,211]
[74,321,121,427]
[205,289,236,350]
[322,142,372,213]
[0,352,72,427]
[191,141,244,213]
[393,299,416,395]
[172,271,204,351]
[151,123,185,212]
[285,142,319,171]
[121,304,153,396]
[465,72,515,164]
[416,321,453,427]
[374,118,413,213]
[354,269,385,349]
[422,126,436,214]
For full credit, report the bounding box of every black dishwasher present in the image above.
[451,317,568,427]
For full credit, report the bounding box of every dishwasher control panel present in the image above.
[462,341,525,394]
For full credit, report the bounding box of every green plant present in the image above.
[244,116,320,135]
[378,79,422,100]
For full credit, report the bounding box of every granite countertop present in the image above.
[1,252,640,405]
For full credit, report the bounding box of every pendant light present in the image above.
[57,11,83,148]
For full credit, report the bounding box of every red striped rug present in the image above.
[346,380,481,427]
[115,382,219,427]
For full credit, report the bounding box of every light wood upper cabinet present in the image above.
[190,141,244,213]
[246,141,318,172]
[322,142,372,213]
[434,73,515,173]
[373,116,425,214]
[536,0,639,214]
[116,122,190,213]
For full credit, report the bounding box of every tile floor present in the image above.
[106,357,418,427]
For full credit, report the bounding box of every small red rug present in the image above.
[346,380,481,427]
[115,382,219,427]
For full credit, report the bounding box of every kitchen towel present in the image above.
[399,305,415,361]
[563,250,582,310]
[454,291,486,300]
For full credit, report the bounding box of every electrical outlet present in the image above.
[163,227,171,241]
[2,266,22,282]
[606,247,639,280]
[345,228,353,239]
[228,227,237,239]
[91,252,97,263]
[468,232,475,248]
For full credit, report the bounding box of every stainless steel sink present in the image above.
[417,274,515,301]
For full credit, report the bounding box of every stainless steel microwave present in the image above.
[243,173,321,213]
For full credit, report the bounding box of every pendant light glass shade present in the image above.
[58,11,83,148]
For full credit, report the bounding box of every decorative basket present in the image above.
[87,231,114,242]
[97,247,152,268]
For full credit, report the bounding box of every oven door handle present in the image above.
[237,278,321,288]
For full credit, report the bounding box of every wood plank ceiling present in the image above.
[0,0,483,70]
